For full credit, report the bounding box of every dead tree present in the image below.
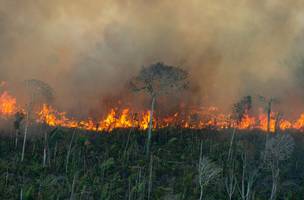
[237,152,258,200]
[259,96,278,133]
[262,133,294,200]
[21,79,54,162]
[225,158,237,200]
[198,141,222,200]
[130,62,188,156]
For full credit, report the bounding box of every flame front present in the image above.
[37,104,151,131]
[3,90,304,132]
[36,104,304,133]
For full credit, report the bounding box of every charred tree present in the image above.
[259,96,278,133]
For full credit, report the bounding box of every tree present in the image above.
[233,96,252,123]
[14,111,25,149]
[237,152,258,200]
[130,62,188,156]
[198,149,222,200]
[261,133,294,200]
[259,96,279,133]
[229,96,252,164]
[21,79,54,162]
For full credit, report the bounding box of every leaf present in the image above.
[168,137,178,144]
[24,186,34,200]
[101,158,115,170]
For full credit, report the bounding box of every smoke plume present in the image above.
[1,0,304,117]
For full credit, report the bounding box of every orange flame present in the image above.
[29,103,304,132]
[2,89,304,133]
[0,91,17,117]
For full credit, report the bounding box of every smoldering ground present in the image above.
[1,0,304,117]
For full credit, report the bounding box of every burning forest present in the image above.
[1,79,304,133]
[2,1,304,199]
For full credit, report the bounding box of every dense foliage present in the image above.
[0,127,303,199]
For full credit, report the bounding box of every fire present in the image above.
[37,104,79,128]
[0,91,17,117]
[3,89,304,133]
[257,113,276,132]
[37,104,151,132]
[293,114,304,130]
[140,111,150,129]
[279,119,292,130]
[238,114,256,129]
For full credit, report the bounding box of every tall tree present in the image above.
[130,62,188,155]
[198,141,222,200]
[262,133,294,200]
[21,79,54,162]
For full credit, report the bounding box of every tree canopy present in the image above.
[130,62,188,97]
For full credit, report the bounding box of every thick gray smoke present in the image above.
[1,0,304,117]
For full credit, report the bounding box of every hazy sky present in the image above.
[1,0,304,115]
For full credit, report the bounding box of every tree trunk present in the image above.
[15,129,19,149]
[199,186,203,200]
[21,119,29,162]
[241,154,246,200]
[270,168,279,200]
[21,92,34,162]
[267,101,272,133]
[199,141,203,200]
[147,155,153,200]
[146,97,155,156]
[43,129,48,167]
[274,113,280,134]
[228,128,236,161]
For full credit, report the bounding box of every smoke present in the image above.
[1,0,304,116]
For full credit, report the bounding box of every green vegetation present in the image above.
[0,127,303,199]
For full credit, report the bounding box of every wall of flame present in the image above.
[2,90,304,133]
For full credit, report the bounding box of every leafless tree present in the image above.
[225,161,237,200]
[259,96,279,133]
[262,133,294,200]
[226,129,237,200]
[130,62,188,156]
[21,79,54,162]
[198,142,222,200]
[227,128,236,161]
[237,152,258,200]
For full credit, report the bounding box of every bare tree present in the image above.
[21,79,54,162]
[130,62,188,156]
[259,96,279,133]
[262,133,294,200]
[225,160,237,200]
[226,130,237,200]
[237,152,258,200]
[198,142,222,200]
